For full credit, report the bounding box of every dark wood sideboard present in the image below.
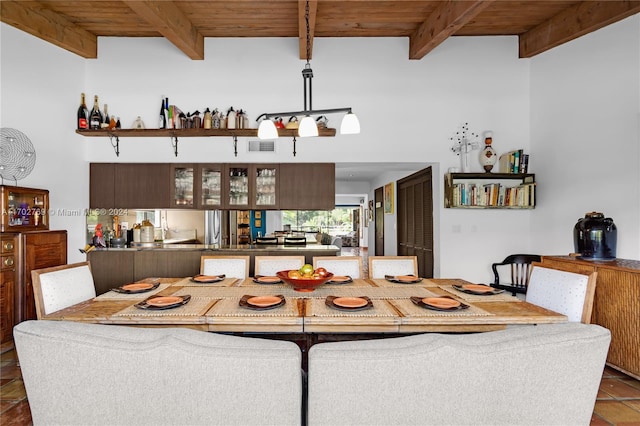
[541,256,640,380]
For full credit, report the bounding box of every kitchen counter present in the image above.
[86,244,340,294]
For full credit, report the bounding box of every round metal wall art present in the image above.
[0,128,37,182]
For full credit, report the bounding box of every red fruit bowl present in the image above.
[276,270,334,292]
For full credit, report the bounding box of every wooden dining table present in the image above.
[42,276,568,334]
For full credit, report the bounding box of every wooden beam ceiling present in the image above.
[409,0,494,60]
[122,0,204,60]
[519,0,640,58]
[0,1,97,59]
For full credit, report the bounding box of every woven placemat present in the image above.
[172,287,247,298]
[94,284,171,301]
[172,277,239,287]
[111,297,214,317]
[206,297,300,317]
[370,278,428,288]
[306,297,397,317]
[305,286,437,300]
[324,278,371,287]
[438,285,523,302]
[391,298,493,317]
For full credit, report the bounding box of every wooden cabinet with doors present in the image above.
[1,185,49,232]
[279,163,335,210]
[224,164,279,210]
[1,233,17,344]
[114,163,171,208]
[540,256,640,380]
[90,163,115,208]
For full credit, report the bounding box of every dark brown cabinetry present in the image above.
[91,162,334,210]
[20,230,67,322]
[279,163,335,210]
[1,234,17,344]
[1,185,49,232]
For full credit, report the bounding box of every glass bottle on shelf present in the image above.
[89,95,103,129]
[77,92,89,129]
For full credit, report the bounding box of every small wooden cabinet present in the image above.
[0,185,49,232]
[540,256,640,380]
[444,173,535,209]
[279,163,335,210]
[0,233,17,344]
[114,163,171,208]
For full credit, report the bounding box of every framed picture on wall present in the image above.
[384,182,394,214]
[255,219,262,227]
[254,211,262,219]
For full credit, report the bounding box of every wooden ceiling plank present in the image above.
[519,0,640,58]
[122,0,205,60]
[0,1,97,58]
[409,0,495,60]
[299,0,318,60]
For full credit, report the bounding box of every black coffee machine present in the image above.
[573,212,617,260]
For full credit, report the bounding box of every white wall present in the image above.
[530,15,640,260]
[2,17,638,282]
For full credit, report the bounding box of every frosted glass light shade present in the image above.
[340,112,360,134]
[298,115,319,137]
[258,119,278,139]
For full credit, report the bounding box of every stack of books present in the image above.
[451,181,536,207]
[498,150,529,174]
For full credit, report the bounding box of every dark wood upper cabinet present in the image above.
[114,163,171,208]
[90,163,115,208]
[279,163,335,210]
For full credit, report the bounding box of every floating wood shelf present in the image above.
[76,128,336,137]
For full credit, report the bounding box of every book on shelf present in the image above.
[498,149,530,174]
[450,181,536,208]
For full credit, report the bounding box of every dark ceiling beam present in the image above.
[123,0,204,60]
[299,0,318,60]
[409,0,494,60]
[520,1,640,58]
[0,1,97,58]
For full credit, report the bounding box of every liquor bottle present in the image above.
[227,107,236,129]
[89,95,103,129]
[77,92,89,129]
[159,95,166,129]
[101,104,110,128]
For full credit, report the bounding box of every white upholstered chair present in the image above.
[526,263,597,323]
[14,320,303,426]
[307,323,610,426]
[254,256,305,276]
[312,256,363,278]
[31,262,96,319]
[200,255,250,279]
[368,255,418,279]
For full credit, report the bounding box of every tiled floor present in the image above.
[3,248,639,425]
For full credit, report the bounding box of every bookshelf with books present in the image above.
[498,149,529,174]
[444,173,536,209]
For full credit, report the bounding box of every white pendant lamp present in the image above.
[298,115,319,137]
[257,118,278,139]
[340,111,360,134]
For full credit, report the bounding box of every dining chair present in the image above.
[200,255,250,279]
[254,256,306,276]
[255,236,278,245]
[526,263,597,323]
[283,236,307,246]
[31,261,97,319]
[312,256,363,278]
[368,255,418,279]
[490,253,541,295]
[307,322,610,426]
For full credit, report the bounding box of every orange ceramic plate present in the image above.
[121,283,154,291]
[330,276,351,283]
[333,297,368,308]
[256,276,281,283]
[422,297,461,309]
[397,275,420,282]
[146,296,183,307]
[247,296,282,307]
[462,284,494,293]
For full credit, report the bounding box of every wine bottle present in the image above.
[77,92,89,129]
[89,95,103,129]
[101,104,110,128]
[159,96,166,129]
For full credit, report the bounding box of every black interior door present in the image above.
[374,186,384,256]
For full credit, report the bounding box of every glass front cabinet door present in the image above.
[198,164,224,209]
[226,165,251,209]
[170,164,195,208]
[0,185,49,232]
[254,165,278,209]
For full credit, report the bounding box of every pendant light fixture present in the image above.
[258,0,360,142]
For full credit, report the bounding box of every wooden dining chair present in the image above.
[526,263,598,323]
[283,236,307,246]
[491,254,541,295]
[200,255,250,279]
[313,256,363,278]
[254,256,305,276]
[368,256,418,279]
[31,261,97,319]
